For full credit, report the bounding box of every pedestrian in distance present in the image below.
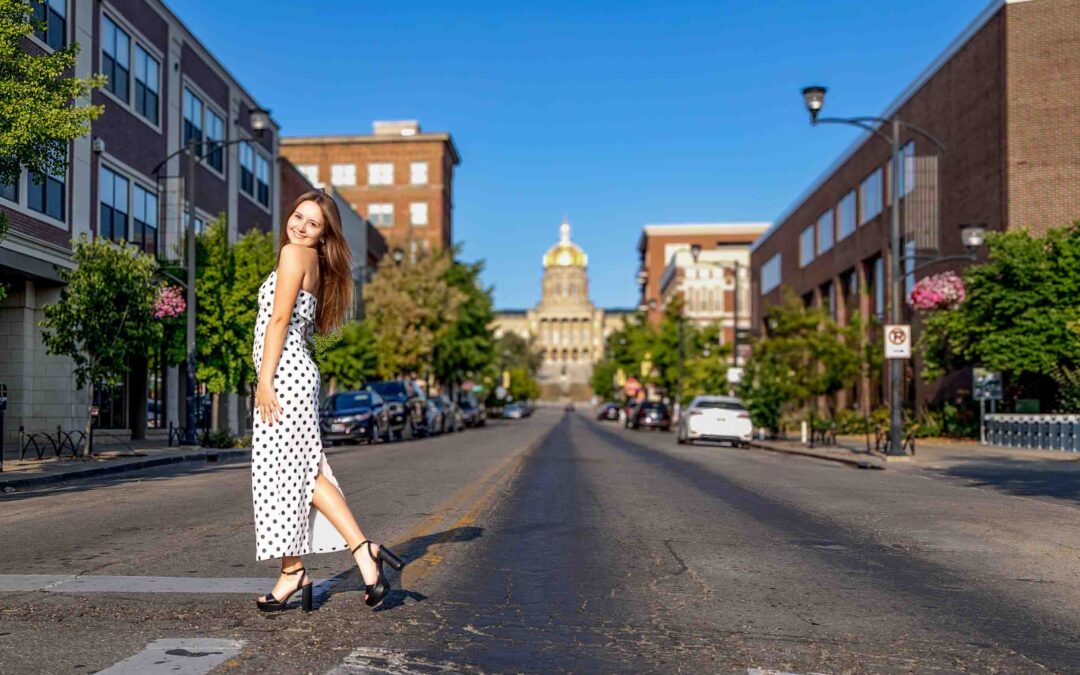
[250,189,404,612]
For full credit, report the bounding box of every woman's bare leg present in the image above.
[310,472,379,587]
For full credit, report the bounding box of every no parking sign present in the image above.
[884,324,911,360]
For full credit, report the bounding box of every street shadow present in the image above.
[935,456,1080,504]
[319,525,485,611]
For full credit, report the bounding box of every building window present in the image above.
[837,191,856,241]
[368,162,393,185]
[873,256,885,318]
[27,167,65,222]
[899,141,916,196]
[255,154,270,207]
[101,15,130,103]
[410,162,428,185]
[799,225,815,267]
[331,163,356,186]
[189,214,206,235]
[99,165,129,242]
[132,184,157,255]
[904,239,916,300]
[369,203,393,226]
[239,142,254,195]
[409,202,428,226]
[182,88,203,156]
[817,209,834,254]
[1,172,17,203]
[133,45,159,125]
[33,0,67,51]
[761,253,781,294]
[205,110,224,171]
[859,167,883,224]
[297,164,319,186]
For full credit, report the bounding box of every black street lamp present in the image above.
[152,106,271,446]
[801,86,961,457]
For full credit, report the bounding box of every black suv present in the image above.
[320,389,389,445]
[367,380,427,440]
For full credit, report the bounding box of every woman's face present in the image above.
[286,200,327,248]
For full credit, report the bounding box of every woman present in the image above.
[250,189,403,612]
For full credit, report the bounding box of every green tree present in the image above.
[507,365,540,402]
[233,228,276,390]
[433,253,496,391]
[319,320,379,392]
[919,223,1080,410]
[590,359,619,401]
[40,235,159,445]
[1,0,105,300]
[363,249,462,379]
[493,331,543,375]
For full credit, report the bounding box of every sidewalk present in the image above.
[750,434,1080,471]
[1,430,249,490]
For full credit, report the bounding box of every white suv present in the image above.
[677,395,753,446]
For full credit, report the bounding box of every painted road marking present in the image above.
[96,638,246,675]
[747,669,828,675]
[0,574,338,596]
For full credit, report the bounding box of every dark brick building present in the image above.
[749,0,1080,412]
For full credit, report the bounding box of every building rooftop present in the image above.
[281,124,461,165]
[637,222,771,253]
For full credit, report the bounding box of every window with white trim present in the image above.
[799,225,815,267]
[761,253,781,294]
[369,203,393,226]
[859,167,883,224]
[255,154,270,207]
[205,109,224,171]
[899,141,916,196]
[133,44,159,125]
[409,202,428,226]
[101,15,130,103]
[132,184,158,255]
[1,170,17,203]
[28,166,65,222]
[297,164,319,186]
[331,163,356,186]
[368,163,393,185]
[817,209,834,254]
[410,162,428,185]
[182,88,203,156]
[99,165,129,243]
[837,191,856,241]
[33,0,67,51]
[239,142,254,195]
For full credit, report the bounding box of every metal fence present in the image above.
[985,414,1080,452]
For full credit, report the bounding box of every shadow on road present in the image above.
[933,456,1080,504]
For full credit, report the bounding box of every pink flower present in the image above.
[153,284,186,319]
[909,272,965,311]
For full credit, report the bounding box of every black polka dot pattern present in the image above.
[250,270,348,561]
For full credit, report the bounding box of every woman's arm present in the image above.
[254,244,312,425]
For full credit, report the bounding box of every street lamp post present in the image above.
[803,83,989,453]
[153,107,271,445]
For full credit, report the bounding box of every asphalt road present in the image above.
[2,408,1079,674]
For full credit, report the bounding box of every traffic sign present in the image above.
[973,368,1002,401]
[884,324,911,359]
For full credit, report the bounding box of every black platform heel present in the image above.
[256,566,313,613]
[350,539,405,607]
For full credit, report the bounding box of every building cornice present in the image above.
[281,133,461,165]
[638,222,771,253]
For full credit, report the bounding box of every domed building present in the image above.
[493,218,632,401]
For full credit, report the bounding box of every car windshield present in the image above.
[331,392,371,410]
[369,381,406,398]
[641,402,666,411]
[693,400,746,411]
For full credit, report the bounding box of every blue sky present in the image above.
[170,0,994,309]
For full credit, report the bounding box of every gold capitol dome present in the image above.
[542,218,588,268]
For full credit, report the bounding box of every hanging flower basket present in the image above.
[909,271,965,311]
[153,284,186,319]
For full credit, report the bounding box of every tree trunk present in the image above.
[211,392,220,431]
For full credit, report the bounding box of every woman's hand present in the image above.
[255,378,283,426]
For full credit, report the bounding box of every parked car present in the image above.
[622,401,641,428]
[628,401,672,431]
[423,398,444,435]
[596,402,620,422]
[502,402,525,419]
[456,393,486,428]
[521,400,535,417]
[564,401,576,412]
[367,380,427,440]
[433,395,465,432]
[677,395,753,446]
[320,389,389,445]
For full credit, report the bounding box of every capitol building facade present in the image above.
[492,219,632,402]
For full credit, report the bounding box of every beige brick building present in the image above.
[279,121,460,257]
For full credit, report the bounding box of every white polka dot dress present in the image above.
[250,269,347,561]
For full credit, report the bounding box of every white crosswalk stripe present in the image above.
[96,638,246,675]
[326,647,470,674]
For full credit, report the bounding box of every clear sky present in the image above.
[169,0,994,309]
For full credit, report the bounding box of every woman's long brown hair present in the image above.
[277,189,353,334]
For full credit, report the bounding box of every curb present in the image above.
[0,447,251,490]
[749,441,885,470]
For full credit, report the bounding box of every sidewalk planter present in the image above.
[985,414,1080,453]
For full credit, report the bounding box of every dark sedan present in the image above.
[628,401,672,431]
[596,402,620,421]
[368,380,427,440]
[320,389,389,445]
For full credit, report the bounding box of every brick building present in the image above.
[279,121,460,258]
[636,224,769,351]
[749,0,1080,411]
[1,0,279,447]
